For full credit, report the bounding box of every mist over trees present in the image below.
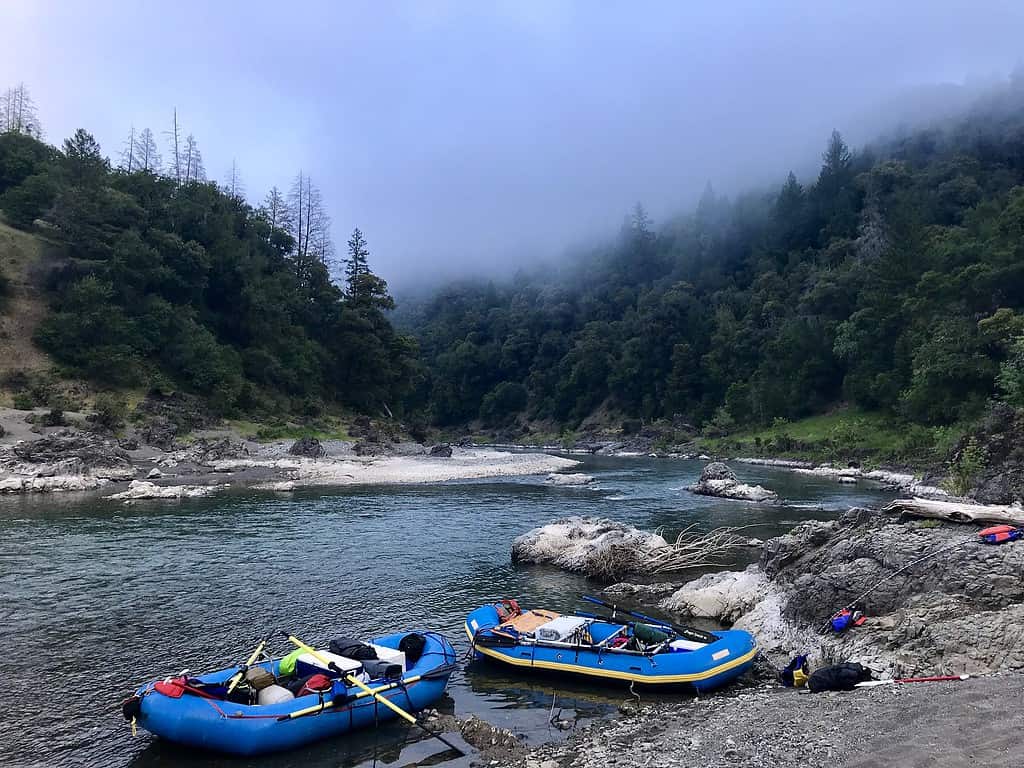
[0,85,410,417]
[409,83,1024,438]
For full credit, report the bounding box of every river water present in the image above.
[0,455,894,768]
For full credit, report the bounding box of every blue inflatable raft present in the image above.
[466,601,756,692]
[125,631,457,756]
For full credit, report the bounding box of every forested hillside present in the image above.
[0,96,415,419]
[410,81,1024,445]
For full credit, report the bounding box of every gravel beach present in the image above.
[513,673,1024,768]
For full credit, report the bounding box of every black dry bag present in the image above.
[399,633,427,665]
[329,637,378,661]
[807,662,873,693]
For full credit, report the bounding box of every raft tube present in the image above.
[131,631,456,756]
[466,603,755,692]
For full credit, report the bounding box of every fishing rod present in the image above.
[582,596,718,644]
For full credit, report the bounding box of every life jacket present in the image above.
[779,654,810,688]
[830,609,866,633]
[978,525,1023,545]
[495,599,522,623]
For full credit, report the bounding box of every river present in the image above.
[0,455,895,767]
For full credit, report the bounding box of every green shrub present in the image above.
[947,438,986,496]
[12,392,35,410]
[91,394,127,431]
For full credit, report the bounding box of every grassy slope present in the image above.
[0,221,53,383]
[699,406,964,471]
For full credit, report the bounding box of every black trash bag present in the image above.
[807,662,874,693]
[329,637,378,661]
[399,633,428,665]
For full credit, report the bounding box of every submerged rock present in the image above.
[545,472,595,486]
[511,516,668,580]
[687,462,778,502]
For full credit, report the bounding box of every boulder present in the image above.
[428,443,453,458]
[511,516,668,580]
[687,462,778,502]
[288,436,326,459]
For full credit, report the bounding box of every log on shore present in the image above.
[883,497,1024,527]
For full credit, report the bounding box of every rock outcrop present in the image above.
[288,436,326,459]
[658,508,1024,676]
[0,431,136,492]
[687,462,778,502]
[512,516,668,580]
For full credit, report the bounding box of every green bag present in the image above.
[633,623,670,644]
[279,649,304,677]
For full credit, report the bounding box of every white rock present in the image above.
[147,468,163,479]
[107,480,218,501]
[511,516,668,577]
[545,472,595,486]
[254,480,296,492]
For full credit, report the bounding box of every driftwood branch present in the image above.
[883,497,1024,527]
[640,525,753,574]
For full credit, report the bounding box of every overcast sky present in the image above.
[3,1,1023,288]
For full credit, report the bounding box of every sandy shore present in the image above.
[209,448,581,488]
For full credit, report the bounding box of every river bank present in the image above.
[511,672,1024,768]
[500,495,1024,767]
[0,407,579,497]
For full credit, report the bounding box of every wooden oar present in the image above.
[279,667,457,721]
[282,633,464,755]
[226,631,275,695]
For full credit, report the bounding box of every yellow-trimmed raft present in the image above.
[466,601,756,692]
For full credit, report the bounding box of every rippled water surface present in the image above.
[0,455,895,767]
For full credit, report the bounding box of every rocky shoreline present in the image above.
[509,673,1024,768]
[500,494,1024,767]
[0,409,579,499]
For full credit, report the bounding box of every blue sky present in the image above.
[3,1,1024,287]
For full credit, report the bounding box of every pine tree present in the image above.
[63,128,108,185]
[345,228,394,310]
[118,125,136,172]
[182,134,205,183]
[166,109,182,185]
[287,172,333,263]
[133,128,161,173]
[223,158,245,200]
[261,186,288,230]
[0,83,43,136]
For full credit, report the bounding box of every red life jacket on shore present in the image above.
[979,525,1023,545]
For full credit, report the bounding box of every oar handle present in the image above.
[281,633,463,755]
